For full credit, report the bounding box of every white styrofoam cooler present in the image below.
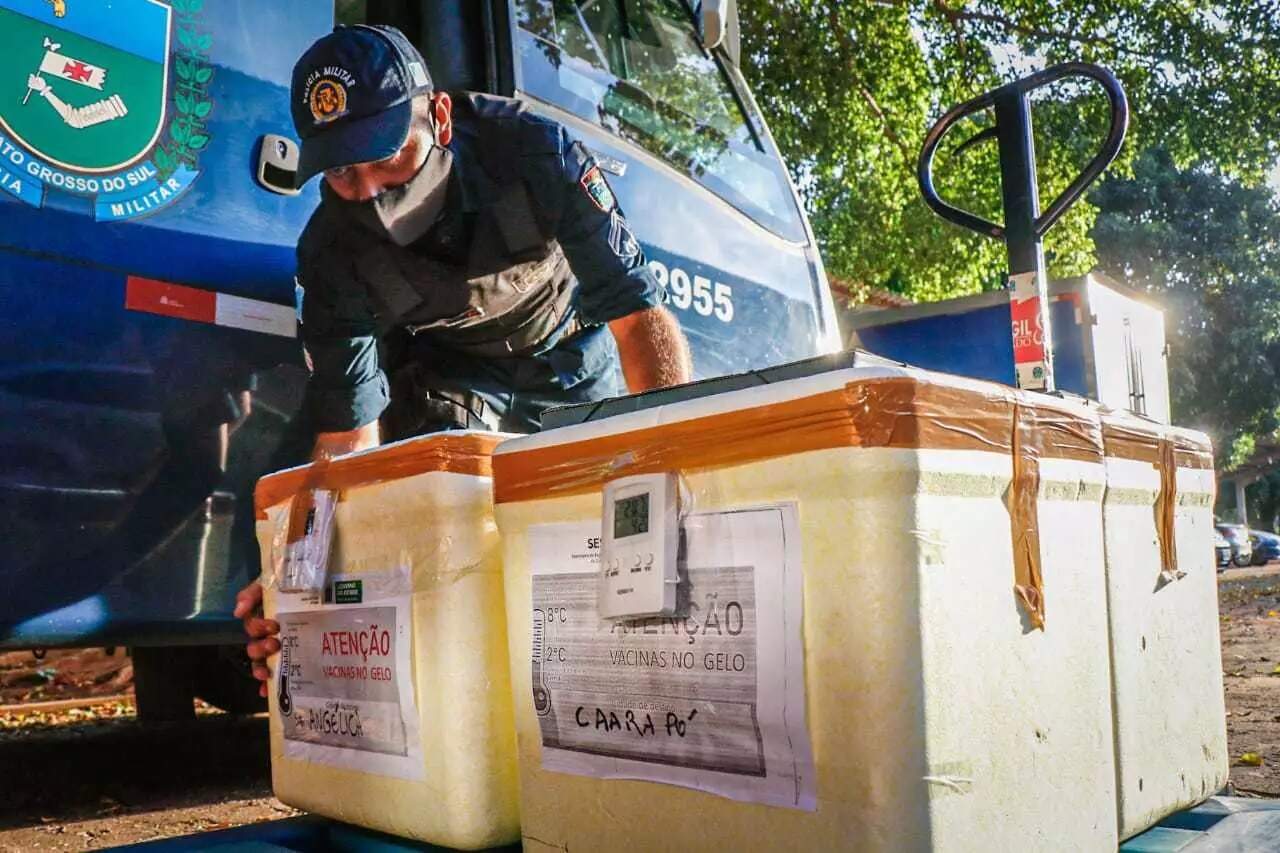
[492,364,1120,852]
[254,432,518,850]
[1100,411,1228,838]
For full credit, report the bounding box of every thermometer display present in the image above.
[613,493,650,538]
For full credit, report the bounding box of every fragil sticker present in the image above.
[1008,270,1053,390]
[0,0,212,221]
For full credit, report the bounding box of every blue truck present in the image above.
[0,0,839,716]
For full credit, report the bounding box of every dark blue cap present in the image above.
[290,25,434,185]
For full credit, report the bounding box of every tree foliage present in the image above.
[1242,472,1280,530]
[1091,149,1280,467]
[739,2,1280,301]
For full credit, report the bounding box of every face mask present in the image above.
[343,138,454,247]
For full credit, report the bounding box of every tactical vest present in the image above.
[307,93,580,360]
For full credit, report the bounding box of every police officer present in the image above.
[296,24,690,459]
[234,25,691,693]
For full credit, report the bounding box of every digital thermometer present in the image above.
[599,473,679,620]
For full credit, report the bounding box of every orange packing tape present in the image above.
[493,376,1105,630]
[1171,433,1214,471]
[1156,437,1179,578]
[1010,403,1046,630]
[255,432,505,521]
[1100,419,1163,466]
[1101,416,1215,582]
[283,456,332,546]
[1007,400,1105,630]
[1164,431,1214,578]
[493,378,1100,501]
[1101,416,1171,578]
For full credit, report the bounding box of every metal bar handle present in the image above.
[916,90,1003,240]
[916,62,1128,241]
[1026,62,1129,237]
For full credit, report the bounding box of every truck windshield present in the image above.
[514,0,807,242]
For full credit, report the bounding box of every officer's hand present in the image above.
[27,74,49,94]
[312,422,381,460]
[233,580,279,698]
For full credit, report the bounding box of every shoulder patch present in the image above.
[580,164,616,213]
[608,210,641,263]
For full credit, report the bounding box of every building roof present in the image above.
[827,278,914,309]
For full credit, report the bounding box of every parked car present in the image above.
[1249,530,1280,566]
[1216,523,1253,568]
[1215,529,1233,570]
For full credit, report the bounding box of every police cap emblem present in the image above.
[309,79,348,124]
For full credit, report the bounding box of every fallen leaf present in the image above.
[1238,753,1264,767]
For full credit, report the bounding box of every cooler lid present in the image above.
[541,349,903,429]
[254,429,509,517]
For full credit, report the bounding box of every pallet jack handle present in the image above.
[917,62,1128,392]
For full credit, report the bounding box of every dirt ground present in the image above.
[1217,563,1280,797]
[0,650,296,851]
[0,704,296,851]
[0,567,1275,850]
[0,647,134,707]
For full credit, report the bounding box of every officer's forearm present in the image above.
[312,421,381,460]
[609,306,692,393]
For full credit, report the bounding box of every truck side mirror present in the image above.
[257,133,301,196]
[699,0,741,66]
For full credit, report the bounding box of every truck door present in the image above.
[507,0,841,377]
[0,0,329,645]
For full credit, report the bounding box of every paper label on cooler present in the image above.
[528,505,814,810]
[277,489,337,594]
[274,566,424,781]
